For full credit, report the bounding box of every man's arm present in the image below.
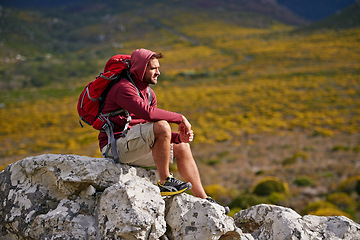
[114,80,193,143]
[115,80,183,124]
[178,116,194,143]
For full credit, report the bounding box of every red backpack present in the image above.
[77,54,152,163]
[77,54,131,131]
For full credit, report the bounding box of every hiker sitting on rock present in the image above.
[98,48,229,213]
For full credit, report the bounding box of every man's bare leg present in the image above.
[152,120,205,197]
[152,120,171,184]
[173,143,207,199]
[173,143,231,214]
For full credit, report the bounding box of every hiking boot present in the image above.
[158,175,192,196]
[206,197,230,215]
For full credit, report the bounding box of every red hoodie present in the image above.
[98,49,183,150]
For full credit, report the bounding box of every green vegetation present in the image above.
[293,176,313,187]
[309,208,352,219]
[302,200,352,219]
[326,192,357,218]
[282,151,309,166]
[252,177,289,196]
[204,184,233,206]
[230,193,268,210]
[0,1,359,222]
[339,176,360,195]
[302,200,338,215]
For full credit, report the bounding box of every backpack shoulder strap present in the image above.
[125,70,152,106]
[148,87,152,106]
[125,71,142,98]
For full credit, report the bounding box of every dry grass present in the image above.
[190,131,360,219]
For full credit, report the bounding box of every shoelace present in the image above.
[167,176,184,185]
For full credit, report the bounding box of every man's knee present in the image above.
[153,120,171,139]
[177,142,191,151]
[173,142,192,158]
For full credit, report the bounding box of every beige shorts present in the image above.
[102,122,173,167]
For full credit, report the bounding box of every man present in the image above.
[99,48,229,213]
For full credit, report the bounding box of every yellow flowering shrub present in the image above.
[1,24,359,166]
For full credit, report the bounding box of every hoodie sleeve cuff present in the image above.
[171,133,181,144]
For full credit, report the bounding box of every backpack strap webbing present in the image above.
[102,121,118,163]
[148,87,152,105]
[102,72,152,163]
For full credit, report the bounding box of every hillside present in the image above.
[301,0,360,30]
[0,0,308,90]
[278,0,356,21]
[0,0,360,222]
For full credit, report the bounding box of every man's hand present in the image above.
[178,116,194,143]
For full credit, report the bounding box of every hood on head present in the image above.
[130,48,157,81]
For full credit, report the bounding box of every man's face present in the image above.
[143,58,160,85]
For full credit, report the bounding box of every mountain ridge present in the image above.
[278,0,356,21]
[1,0,355,22]
[300,0,360,30]
[0,0,305,90]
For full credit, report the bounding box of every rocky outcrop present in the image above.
[234,204,360,240]
[1,154,359,239]
[0,154,240,239]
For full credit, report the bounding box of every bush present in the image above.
[309,208,352,219]
[339,175,360,195]
[302,200,338,215]
[229,193,268,209]
[353,145,360,152]
[326,192,356,217]
[228,207,242,218]
[252,177,289,196]
[313,127,334,137]
[282,157,297,166]
[204,184,231,204]
[282,151,309,166]
[332,145,351,151]
[293,176,313,187]
[268,192,288,204]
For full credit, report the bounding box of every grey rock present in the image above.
[234,204,360,240]
[164,194,242,239]
[4,154,358,239]
[0,154,117,239]
[97,168,166,239]
[0,154,237,239]
[27,199,97,239]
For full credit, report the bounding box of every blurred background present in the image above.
[0,0,359,220]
